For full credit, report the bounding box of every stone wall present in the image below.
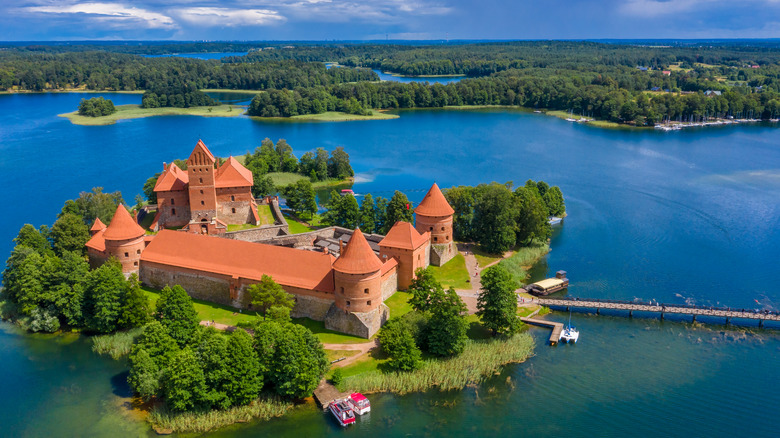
[140,262,233,306]
[430,242,457,267]
[324,303,389,338]
[224,224,289,242]
[216,187,254,224]
[157,189,190,228]
[381,267,398,301]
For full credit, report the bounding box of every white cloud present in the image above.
[24,2,177,29]
[174,7,286,26]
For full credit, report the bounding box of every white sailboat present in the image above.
[559,310,579,343]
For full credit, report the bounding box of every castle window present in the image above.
[340,287,345,294]
[364,288,369,294]
[200,190,203,194]
[367,300,372,306]
[172,208,176,215]
[434,237,438,242]
[134,261,138,267]
[231,195,235,201]
[441,227,445,231]
[231,208,236,213]
[137,249,141,255]
[201,200,205,205]
[429,226,433,231]
[171,198,175,205]
[346,301,351,307]
[446,235,449,241]
[199,178,203,184]
[124,252,129,258]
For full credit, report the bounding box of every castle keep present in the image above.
[86,140,456,338]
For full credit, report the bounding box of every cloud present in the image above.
[174,7,286,26]
[23,2,177,29]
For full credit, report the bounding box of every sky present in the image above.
[2,0,780,41]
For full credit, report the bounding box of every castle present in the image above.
[86,140,457,338]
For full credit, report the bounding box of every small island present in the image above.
[60,103,242,125]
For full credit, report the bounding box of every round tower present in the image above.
[103,204,146,275]
[332,229,383,313]
[415,183,455,245]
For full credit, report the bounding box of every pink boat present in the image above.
[347,393,371,415]
[329,399,356,427]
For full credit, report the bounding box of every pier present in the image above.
[520,317,564,345]
[536,297,780,327]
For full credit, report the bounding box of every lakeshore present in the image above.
[59,103,243,125]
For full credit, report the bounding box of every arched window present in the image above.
[171,198,175,205]
[199,178,203,184]
[172,208,176,215]
[231,195,235,201]
[434,236,438,242]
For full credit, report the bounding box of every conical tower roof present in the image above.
[414,183,454,217]
[90,217,107,232]
[333,229,383,274]
[103,205,145,241]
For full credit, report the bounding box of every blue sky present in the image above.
[2,0,780,41]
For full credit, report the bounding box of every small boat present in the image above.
[559,311,579,343]
[347,392,371,415]
[548,216,562,226]
[329,399,356,427]
[341,189,355,195]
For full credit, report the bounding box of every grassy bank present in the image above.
[429,253,471,289]
[338,333,534,394]
[59,104,243,125]
[253,110,398,122]
[91,328,143,359]
[226,205,277,231]
[498,243,551,285]
[266,172,352,190]
[544,110,627,129]
[148,396,293,434]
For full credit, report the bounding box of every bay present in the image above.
[0,92,778,436]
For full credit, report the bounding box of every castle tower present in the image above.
[187,139,218,226]
[89,217,106,236]
[379,221,430,290]
[415,183,457,266]
[101,205,146,275]
[332,229,384,313]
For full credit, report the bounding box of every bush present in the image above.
[29,307,60,333]
[77,97,116,117]
[331,368,343,386]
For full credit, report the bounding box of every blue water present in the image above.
[1,92,779,436]
[371,69,464,84]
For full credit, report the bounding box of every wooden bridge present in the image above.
[536,297,780,327]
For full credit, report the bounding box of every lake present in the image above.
[0,92,778,436]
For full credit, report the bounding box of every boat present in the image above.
[329,399,356,427]
[524,271,569,296]
[548,216,562,226]
[347,392,371,415]
[341,189,355,195]
[559,311,579,343]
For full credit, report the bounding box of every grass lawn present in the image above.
[429,253,471,289]
[267,172,352,190]
[325,349,361,364]
[59,104,242,126]
[257,204,276,225]
[471,247,503,268]
[336,348,389,378]
[142,286,259,327]
[291,317,372,344]
[138,210,156,230]
[385,291,413,319]
[283,213,315,234]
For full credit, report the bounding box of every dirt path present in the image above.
[322,339,379,368]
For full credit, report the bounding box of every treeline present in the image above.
[127,284,328,413]
[1,188,152,333]
[319,191,413,235]
[77,97,116,117]
[142,84,217,108]
[0,52,377,92]
[444,180,564,254]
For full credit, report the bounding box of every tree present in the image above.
[195,328,231,409]
[78,97,116,117]
[83,260,127,333]
[383,191,413,233]
[322,191,359,228]
[408,267,444,313]
[477,265,520,336]
[473,184,518,254]
[514,187,551,244]
[247,275,295,315]
[131,321,179,368]
[59,187,123,226]
[253,175,275,198]
[13,224,53,256]
[314,148,329,181]
[358,194,376,234]
[118,274,150,329]
[283,180,316,219]
[426,287,468,357]
[378,318,422,371]
[543,186,566,217]
[51,213,90,255]
[327,146,354,179]
[224,329,262,406]
[155,285,199,347]
[142,172,161,204]
[163,347,207,412]
[127,348,161,401]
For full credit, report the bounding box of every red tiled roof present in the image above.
[333,229,384,274]
[102,205,146,241]
[90,217,106,232]
[85,229,106,252]
[381,257,398,275]
[153,162,189,192]
[141,230,336,292]
[415,183,454,217]
[187,139,216,166]
[380,221,429,250]
[215,156,253,188]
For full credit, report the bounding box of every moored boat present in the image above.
[524,271,569,296]
[329,399,356,427]
[559,310,579,343]
[347,392,371,415]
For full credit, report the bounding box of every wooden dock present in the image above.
[520,317,564,345]
[536,297,780,327]
[313,381,350,410]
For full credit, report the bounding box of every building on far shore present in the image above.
[85,140,457,337]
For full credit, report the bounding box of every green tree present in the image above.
[514,187,551,244]
[477,265,520,336]
[224,329,263,406]
[383,191,413,233]
[131,321,179,368]
[118,274,150,329]
[253,175,276,198]
[358,194,376,234]
[314,148,329,181]
[542,186,566,217]
[142,172,161,204]
[155,285,199,347]
[408,267,444,313]
[247,275,295,316]
[378,318,422,371]
[163,347,207,412]
[127,348,161,401]
[473,184,518,254]
[195,328,231,409]
[83,260,127,333]
[13,224,53,256]
[59,187,123,226]
[426,287,468,357]
[51,213,90,255]
[327,146,354,179]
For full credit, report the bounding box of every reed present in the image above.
[498,243,550,285]
[147,396,292,433]
[341,333,534,394]
[91,328,143,360]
